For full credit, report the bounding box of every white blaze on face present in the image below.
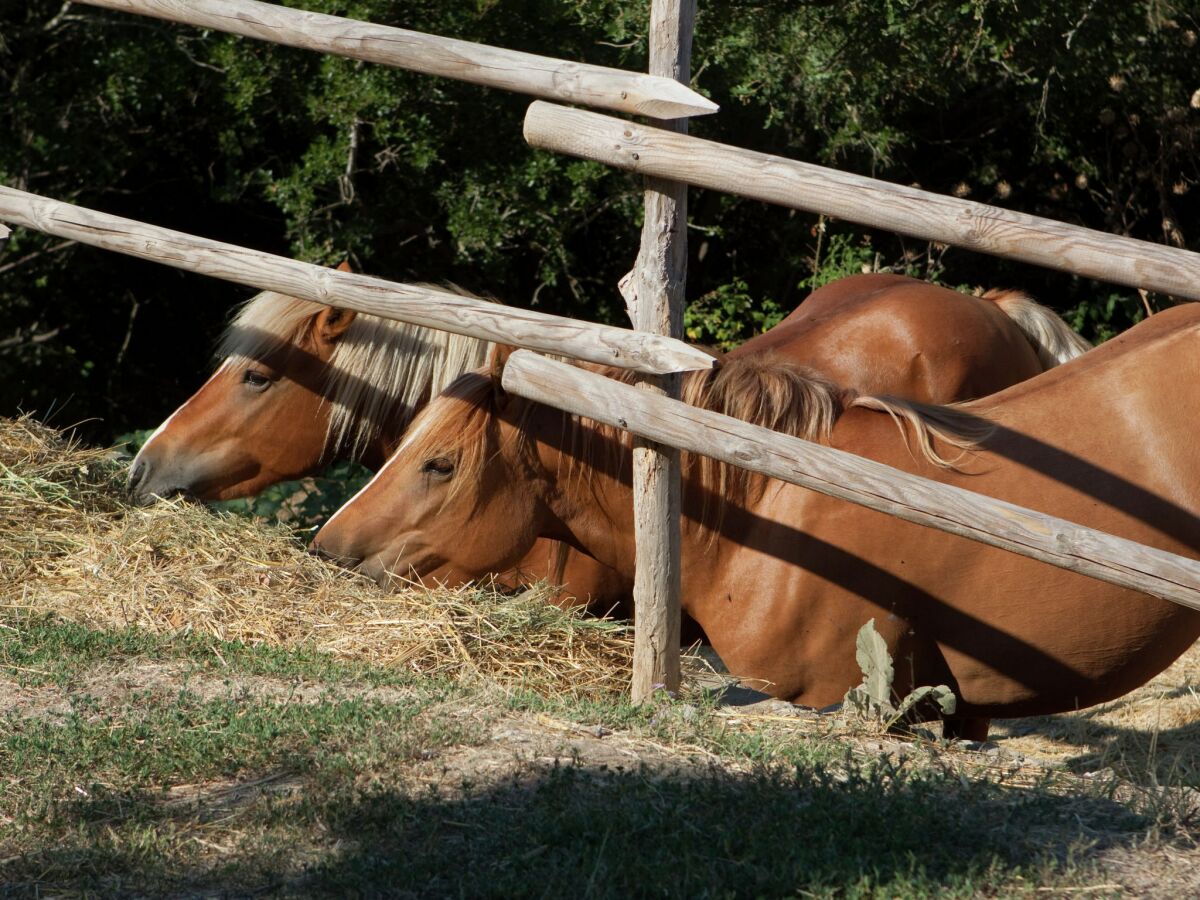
[320,401,440,533]
[131,360,232,476]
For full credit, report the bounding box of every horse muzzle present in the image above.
[127,457,203,506]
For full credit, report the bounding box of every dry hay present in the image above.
[993,643,1200,782]
[5,414,1199,769]
[0,416,633,696]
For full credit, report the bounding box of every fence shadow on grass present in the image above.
[993,712,1200,788]
[0,757,1162,898]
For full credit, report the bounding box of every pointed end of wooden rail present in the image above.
[633,77,719,118]
[0,223,10,242]
[641,334,718,373]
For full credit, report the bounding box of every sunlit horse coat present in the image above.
[130,272,1086,619]
[311,304,1199,737]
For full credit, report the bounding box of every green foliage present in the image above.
[844,619,958,730]
[684,278,785,351]
[208,459,373,531]
[1065,291,1150,343]
[1,1,1196,439]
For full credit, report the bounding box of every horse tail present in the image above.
[849,395,993,470]
[983,289,1092,370]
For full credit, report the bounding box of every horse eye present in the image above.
[421,457,455,478]
[242,369,271,390]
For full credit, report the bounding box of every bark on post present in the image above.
[629,0,695,702]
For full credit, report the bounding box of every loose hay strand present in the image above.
[0,416,633,697]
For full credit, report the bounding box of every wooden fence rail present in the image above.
[501,350,1200,611]
[0,185,714,375]
[76,0,718,120]
[524,102,1200,301]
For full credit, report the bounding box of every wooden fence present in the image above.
[0,186,711,375]
[523,102,1200,302]
[77,0,716,119]
[4,0,1199,702]
[502,350,1200,610]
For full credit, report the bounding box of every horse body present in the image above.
[762,274,1080,401]
[669,309,1199,717]
[128,271,1086,622]
[311,304,1199,729]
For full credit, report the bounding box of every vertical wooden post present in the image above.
[629,0,693,701]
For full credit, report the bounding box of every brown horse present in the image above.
[129,271,1084,613]
[310,304,1199,739]
[128,271,1083,502]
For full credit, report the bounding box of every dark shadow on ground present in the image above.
[993,711,1200,787]
[0,756,1160,898]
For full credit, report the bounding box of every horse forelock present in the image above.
[216,287,493,461]
[394,370,526,505]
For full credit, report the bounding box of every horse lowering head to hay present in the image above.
[128,265,491,500]
[311,304,1200,740]
[128,267,1084,625]
[129,270,1085,504]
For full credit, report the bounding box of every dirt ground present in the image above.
[6,650,1200,897]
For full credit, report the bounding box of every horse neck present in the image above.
[523,403,730,602]
[523,404,638,574]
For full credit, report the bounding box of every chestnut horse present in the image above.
[129,271,1084,502]
[129,271,1085,612]
[311,304,1199,739]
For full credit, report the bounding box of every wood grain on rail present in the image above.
[78,0,717,119]
[524,102,1200,299]
[502,350,1200,611]
[0,185,714,374]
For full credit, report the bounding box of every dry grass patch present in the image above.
[993,642,1200,785]
[0,416,632,697]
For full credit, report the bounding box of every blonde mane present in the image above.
[217,288,492,459]
[394,351,992,531]
[984,288,1093,369]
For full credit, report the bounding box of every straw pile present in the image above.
[0,416,633,696]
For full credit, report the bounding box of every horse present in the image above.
[309,303,1200,740]
[128,269,1085,616]
[128,270,1084,502]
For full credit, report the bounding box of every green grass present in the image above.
[0,615,1185,898]
[297,762,1134,899]
[0,614,434,690]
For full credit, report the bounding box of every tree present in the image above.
[1,1,1196,438]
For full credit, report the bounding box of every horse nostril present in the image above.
[128,459,147,491]
[309,540,343,564]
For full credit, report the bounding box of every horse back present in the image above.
[745,274,1043,403]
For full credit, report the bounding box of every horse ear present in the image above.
[488,343,518,378]
[335,260,353,273]
[312,305,357,349]
[488,344,518,405]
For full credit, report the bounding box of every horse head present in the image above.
[129,265,493,505]
[129,286,358,504]
[310,352,551,587]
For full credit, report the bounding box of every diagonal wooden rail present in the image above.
[76,0,718,119]
[501,350,1200,610]
[0,185,714,375]
[524,102,1200,300]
